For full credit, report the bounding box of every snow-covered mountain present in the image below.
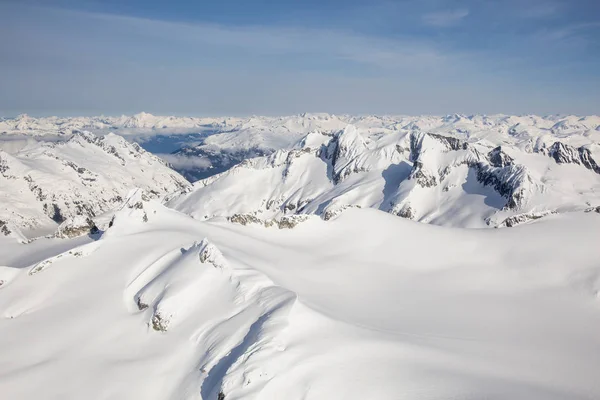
[2,112,600,399]
[0,131,189,233]
[0,112,233,136]
[3,112,599,229]
[4,112,599,185]
[167,122,600,228]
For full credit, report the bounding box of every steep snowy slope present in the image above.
[0,131,189,233]
[167,125,600,228]
[1,194,600,399]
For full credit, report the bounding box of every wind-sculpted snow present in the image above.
[1,198,600,399]
[168,122,600,228]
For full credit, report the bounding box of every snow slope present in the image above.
[1,194,600,399]
[0,131,189,233]
[167,124,600,228]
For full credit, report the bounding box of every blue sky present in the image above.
[1,0,599,116]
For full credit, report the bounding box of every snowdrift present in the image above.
[1,197,600,399]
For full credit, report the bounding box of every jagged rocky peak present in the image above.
[407,131,476,188]
[196,238,228,269]
[488,146,514,168]
[405,131,538,210]
[548,142,583,164]
[55,215,99,238]
[409,131,467,159]
[579,147,600,174]
[476,163,537,210]
[427,133,468,151]
[322,125,368,183]
[541,142,600,174]
[408,159,438,188]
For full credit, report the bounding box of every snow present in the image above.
[166,122,600,228]
[1,112,600,399]
[0,131,189,233]
[1,197,600,399]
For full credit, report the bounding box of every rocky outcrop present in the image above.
[488,146,514,168]
[392,203,415,220]
[1,131,189,230]
[475,163,536,210]
[0,220,28,243]
[54,215,99,238]
[321,125,369,183]
[197,239,228,270]
[540,142,600,174]
[494,210,555,228]
[322,205,361,221]
[228,213,309,229]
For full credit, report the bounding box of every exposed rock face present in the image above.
[427,133,468,151]
[407,132,534,211]
[55,215,99,238]
[322,205,361,221]
[104,189,153,231]
[494,210,555,228]
[0,220,12,237]
[540,142,600,174]
[1,131,189,230]
[393,204,415,220]
[407,132,479,188]
[151,312,169,332]
[475,164,535,210]
[197,239,228,270]
[578,147,600,174]
[488,146,514,168]
[322,125,369,183]
[228,213,309,229]
[0,219,28,243]
[167,124,600,229]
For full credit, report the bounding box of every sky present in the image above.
[0,0,599,116]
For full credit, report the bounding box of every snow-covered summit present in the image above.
[167,123,600,228]
[0,131,189,233]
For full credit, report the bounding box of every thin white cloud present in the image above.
[1,3,450,72]
[158,154,212,170]
[423,9,469,27]
[1,2,598,116]
[518,1,560,19]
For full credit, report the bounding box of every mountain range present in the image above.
[1,112,600,400]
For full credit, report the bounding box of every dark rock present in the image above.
[488,146,514,168]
